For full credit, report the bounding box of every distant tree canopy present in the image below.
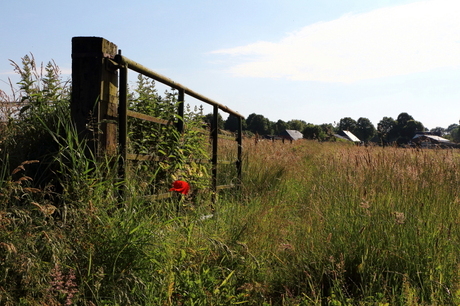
[218,109,460,145]
[429,127,444,136]
[337,117,376,142]
[377,116,397,144]
[203,112,224,130]
[302,123,335,141]
[224,114,246,132]
[451,128,460,143]
[355,117,376,142]
[444,124,460,142]
[303,124,323,140]
[246,113,272,135]
[274,120,288,135]
[376,112,424,144]
[287,119,307,133]
[338,117,357,133]
[446,123,458,134]
[393,112,424,144]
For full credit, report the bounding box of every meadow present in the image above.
[2,133,460,305]
[2,56,460,305]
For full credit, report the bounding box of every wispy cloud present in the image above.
[0,70,16,76]
[211,0,460,83]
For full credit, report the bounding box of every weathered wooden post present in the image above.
[211,105,219,195]
[71,37,118,158]
[237,117,243,188]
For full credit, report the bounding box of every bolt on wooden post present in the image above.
[71,37,119,158]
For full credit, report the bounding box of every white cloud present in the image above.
[0,70,16,75]
[211,0,460,83]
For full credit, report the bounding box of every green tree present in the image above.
[224,114,246,132]
[430,127,445,136]
[320,123,335,141]
[303,124,323,140]
[355,117,376,142]
[287,119,307,132]
[203,112,224,130]
[393,112,424,144]
[377,116,396,144]
[246,113,271,135]
[446,123,458,134]
[445,123,459,141]
[396,112,413,127]
[274,119,288,135]
[451,127,460,143]
[338,117,357,133]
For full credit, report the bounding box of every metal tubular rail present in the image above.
[115,54,243,118]
[114,52,244,195]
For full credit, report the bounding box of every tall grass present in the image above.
[3,56,460,305]
[223,140,460,305]
[4,119,460,305]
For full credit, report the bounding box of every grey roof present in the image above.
[280,129,303,140]
[412,134,451,143]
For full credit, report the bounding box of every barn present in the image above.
[411,132,456,148]
[334,130,361,143]
[279,130,303,141]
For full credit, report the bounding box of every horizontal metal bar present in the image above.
[115,54,244,119]
[127,110,170,125]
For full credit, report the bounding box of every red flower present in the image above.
[170,180,190,195]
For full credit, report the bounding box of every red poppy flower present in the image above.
[170,180,190,195]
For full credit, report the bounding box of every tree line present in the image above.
[207,111,460,144]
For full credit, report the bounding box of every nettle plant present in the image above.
[1,54,71,188]
[127,74,211,195]
[10,53,70,118]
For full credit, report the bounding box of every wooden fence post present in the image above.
[211,105,219,194]
[71,37,119,157]
[237,117,243,188]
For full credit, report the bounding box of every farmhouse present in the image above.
[334,130,361,143]
[279,129,303,141]
[411,132,456,148]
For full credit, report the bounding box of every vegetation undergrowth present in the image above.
[2,56,460,305]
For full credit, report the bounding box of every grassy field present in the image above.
[2,55,460,304]
[2,131,460,305]
[236,139,460,305]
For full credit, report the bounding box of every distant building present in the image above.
[411,132,456,148]
[279,130,303,141]
[334,130,361,143]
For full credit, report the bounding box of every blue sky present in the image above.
[1,0,460,129]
